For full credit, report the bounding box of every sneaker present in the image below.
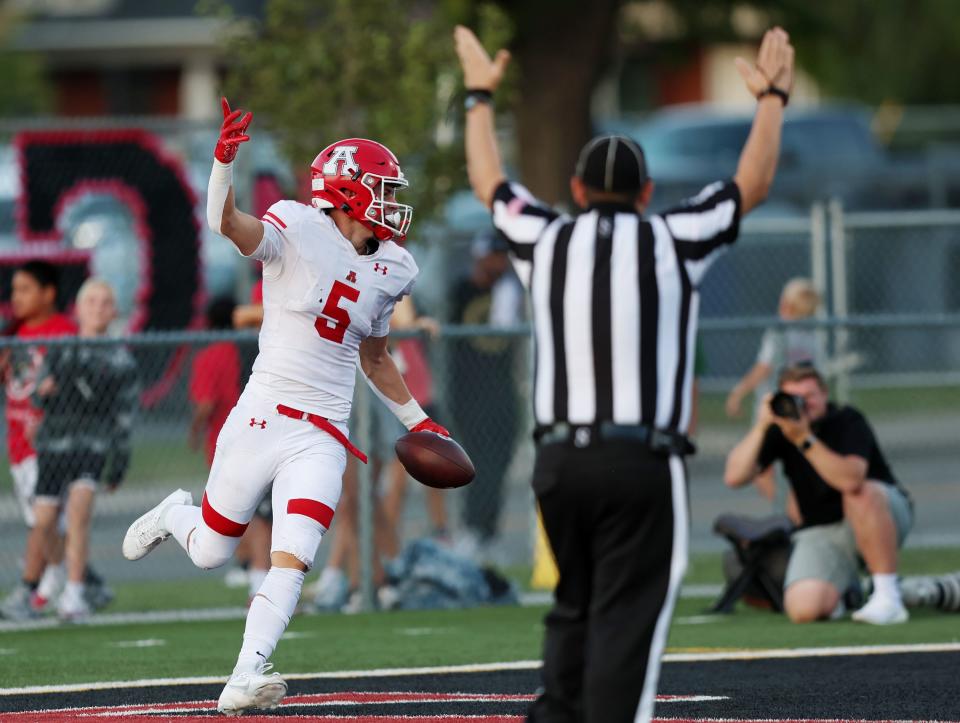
[122,489,193,561]
[900,576,940,608]
[0,585,37,621]
[29,592,50,615]
[217,661,287,716]
[851,594,909,625]
[307,567,349,613]
[57,587,92,622]
[224,566,250,589]
[376,584,401,611]
[81,567,114,611]
[84,581,115,611]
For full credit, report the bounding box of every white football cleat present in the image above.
[217,662,287,716]
[851,594,909,625]
[122,489,193,561]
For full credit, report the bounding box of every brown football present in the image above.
[395,432,475,489]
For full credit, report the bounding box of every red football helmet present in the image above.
[310,138,413,242]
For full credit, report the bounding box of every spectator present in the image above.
[726,278,822,419]
[188,297,241,466]
[724,363,912,624]
[382,295,446,552]
[30,279,137,620]
[232,278,265,330]
[189,296,269,601]
[726,277,823,517]
[1,261,77,620]
[310,295,444,612]
[448,230,524,558]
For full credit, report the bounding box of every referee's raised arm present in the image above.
[732,26,794,214]
[454,25,511,207]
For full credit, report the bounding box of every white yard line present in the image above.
[2,643,959,697]
[0,606,248,633]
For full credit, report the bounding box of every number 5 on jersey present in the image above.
[315,280,359,344]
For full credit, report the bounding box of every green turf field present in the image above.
[2,549,958,689]
[2,597,958,688]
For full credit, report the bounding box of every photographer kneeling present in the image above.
[724,364,912,625]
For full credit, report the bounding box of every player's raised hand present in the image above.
[214,97,253,164]
[454,25,510,91]
[735,27,794,99]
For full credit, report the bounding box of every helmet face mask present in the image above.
[310,139,413,242]
[361,173,412,240]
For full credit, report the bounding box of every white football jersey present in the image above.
[244,200,418,421]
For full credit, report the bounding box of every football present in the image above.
[395,432,476,489]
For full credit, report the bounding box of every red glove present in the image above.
[411,418,450,437]
[214,97,253,164]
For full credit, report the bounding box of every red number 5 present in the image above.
[315,280,360,344]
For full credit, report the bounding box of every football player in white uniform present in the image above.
[122,98,450,716]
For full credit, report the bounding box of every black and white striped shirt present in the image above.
[492,179,741,434]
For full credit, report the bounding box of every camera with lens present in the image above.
[769,391,804,420]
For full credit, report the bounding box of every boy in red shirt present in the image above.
[1,261,77,619]
[189,297,241,466]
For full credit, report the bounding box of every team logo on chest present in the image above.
[345,270,358,283]
[373,263,388,276]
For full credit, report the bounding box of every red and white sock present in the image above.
[234,566,305,674]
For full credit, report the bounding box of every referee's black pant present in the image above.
[527,440,689,723]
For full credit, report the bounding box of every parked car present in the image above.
[603,104,949,212]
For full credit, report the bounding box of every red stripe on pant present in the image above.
[287,498,335,528]
[201,493,249,537]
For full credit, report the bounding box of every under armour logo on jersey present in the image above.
[346,270,357,283]
[249,418,267,429]
[374,263,388,275]
[321,145,359,177]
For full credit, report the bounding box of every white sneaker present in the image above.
[122,489,193,561]
[217,662,287,716]
[57,587,91,622]
[307,567,349,612]
[851,594,909,625]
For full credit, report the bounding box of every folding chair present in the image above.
[710,513,794,613]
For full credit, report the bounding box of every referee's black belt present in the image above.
[534,422,695,456]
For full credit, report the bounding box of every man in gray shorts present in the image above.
[725,363,912,624]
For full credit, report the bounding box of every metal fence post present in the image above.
[354,377,376,612]
[810,201,830,375]
[828,198,851,403]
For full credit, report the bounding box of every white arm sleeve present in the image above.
[356,359,428,430]
[206,160,232,234]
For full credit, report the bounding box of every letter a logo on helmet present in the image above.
[310,138,413,242]
[321,146,359,177]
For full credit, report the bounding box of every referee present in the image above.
[455,25,795,723]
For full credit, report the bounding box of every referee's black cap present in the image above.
[575,135,648,193]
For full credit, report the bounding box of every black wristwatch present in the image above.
[799,435,815,453]
[757,85,789,107]
[465,88,494,111]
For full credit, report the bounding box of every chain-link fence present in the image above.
[0,113,959,611]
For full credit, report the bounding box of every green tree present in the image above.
[0,11,52,117]
[635,0,960,105]
[217,0,511,221]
